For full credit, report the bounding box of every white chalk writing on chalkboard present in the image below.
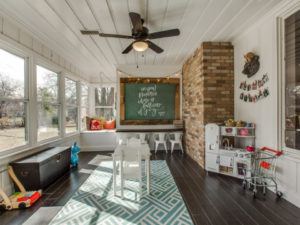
[137,84,166,118]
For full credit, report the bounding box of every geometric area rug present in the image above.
[49,159,193,225]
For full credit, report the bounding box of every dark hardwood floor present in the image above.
[1,151,300,225]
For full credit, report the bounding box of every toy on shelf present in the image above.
[239,128,249,136]
[224,119,236,127]
[0,166,42,210]
[246,145,255,152]
[235,120,245,127]
[71,142,80,167]
[224,119,255,128]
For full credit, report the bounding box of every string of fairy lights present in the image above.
[117,69,181,82]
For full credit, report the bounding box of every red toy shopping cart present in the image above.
[242,147,283,198]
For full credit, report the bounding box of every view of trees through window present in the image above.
[95,87,115,120]
[0,47,88,151]
[65,78,77,133]
[0,49,27,151]
[81,84,89,130]
[37,65,60,141]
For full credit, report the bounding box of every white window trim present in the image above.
[35,63,62,143]
[0,46,30,153]
[64,76,79,136]
[0,37,89,159]
[277,3,300,159]
[94,85,116,119]
[79,82,89,132]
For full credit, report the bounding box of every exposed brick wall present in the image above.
[182,42,234,168]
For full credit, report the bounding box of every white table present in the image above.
[112,143,151,195]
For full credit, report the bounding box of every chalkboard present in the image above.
[124,83,176,120]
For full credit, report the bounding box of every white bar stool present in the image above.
[170,133,184,154]
[154,133,168,154]
[137,133,147,144]
[118,133,128,145]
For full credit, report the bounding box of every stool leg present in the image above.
[171,142,174,154]
[164,142,167,154]
[139,175,142,197]
[179,142,184,154]
[120,160,124,199]
[113,156,116,196]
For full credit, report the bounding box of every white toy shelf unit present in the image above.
[205,123,255,179]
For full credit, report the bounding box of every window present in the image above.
[80,83,89,130]
[37,65,60,141]
[95,87,115,120]
[0,49,27,151]
[284,10,300,150]
[65,78,78,134]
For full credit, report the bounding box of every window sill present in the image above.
[64,131,80,138]
[81,129,116,134]
[0,133,79,162]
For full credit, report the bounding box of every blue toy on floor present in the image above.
[71,142,80,167]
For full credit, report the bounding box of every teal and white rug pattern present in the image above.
[50,158,193,225]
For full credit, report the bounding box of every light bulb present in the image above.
[133,41,148,52]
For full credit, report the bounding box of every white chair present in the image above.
[169,133,184,154]
[118,133,128,145]
[154,133,168,154]
[137,133,147,144]
[127,137,141,146]
[120,138,143,199]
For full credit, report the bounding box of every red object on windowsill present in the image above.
[104,120,115,129]
[90,119,102,130]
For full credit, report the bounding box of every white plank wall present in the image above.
[233,0,300,207]
[0,0,283,82]
[0,13,85,80]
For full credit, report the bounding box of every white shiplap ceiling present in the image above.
[0,0,283,82]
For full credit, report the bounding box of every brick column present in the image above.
[182,42,234,168]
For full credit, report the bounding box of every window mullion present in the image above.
[29,56,37,145]
[77,81,81,132]
[60,73,65,137]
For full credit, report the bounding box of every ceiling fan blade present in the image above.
[81,30,132,39]
[80,30,99,35]
[146,41,163,53]
[129,12,143,33]
[148,29,180,39]
[98,33,133,39]
[122,43,133,54]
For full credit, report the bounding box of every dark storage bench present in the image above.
[10,147,71,191]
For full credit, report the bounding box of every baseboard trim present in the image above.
[81,145,117,152]
[269,185,300,208]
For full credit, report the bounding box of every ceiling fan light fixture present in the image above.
[133,41,148,52]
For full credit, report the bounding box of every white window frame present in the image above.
[278,2,300,157]
[94,84,116,120]
[64,76,79,135]
[0,37,89,159]
[80,82,89,131]
[0,46,30,153]
[35,62,62,144]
